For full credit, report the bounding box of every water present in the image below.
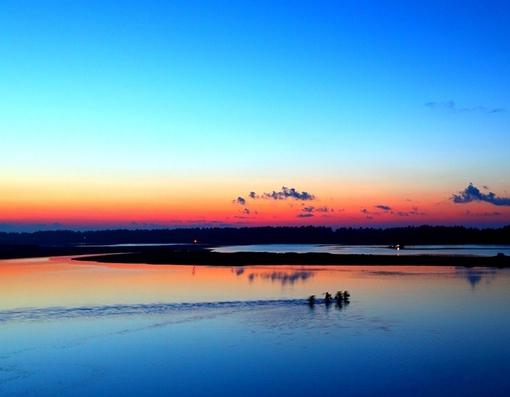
[213,243,510,256]
[1,256,509,396]
[78,243,181,247]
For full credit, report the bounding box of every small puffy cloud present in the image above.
[297,206,338,218]
[361,208,373,219]
[263,186,315,201]
[452,183,510,207]
[248,191,257,199]
[233,196,246,205]
[302,206,333,214]
[242,208,250,215]
[375,205,392,211]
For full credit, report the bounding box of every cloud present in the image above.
[361,206,426,218]
[263,186,315,201]
[465,210,502,217]
[233,208,254,219]
[425,100,505,114]
[233,196,246,205]
[361,208,374,219]
[243,186,315,202]
[452,183,510,207]
[300,206,333,217]
[394,207,427,217]
[297,213,314,218]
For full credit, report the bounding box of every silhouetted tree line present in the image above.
[0,225,509,246]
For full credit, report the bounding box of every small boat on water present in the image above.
[308,291,351,306]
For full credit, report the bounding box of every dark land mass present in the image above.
[0,244,140,260]
[72,245,510,267]
[0,225,508,266]
[0,243,508,267]
[1,225,509,246]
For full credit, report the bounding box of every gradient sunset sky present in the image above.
[1,1,509,231]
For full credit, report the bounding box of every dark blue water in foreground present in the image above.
[1,258,509,396]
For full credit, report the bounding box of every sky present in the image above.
[0,0,509,231]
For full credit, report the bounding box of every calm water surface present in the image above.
[1,256,509,396]
[213,243,510,256]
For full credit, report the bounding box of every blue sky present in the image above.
[0,1,509,230]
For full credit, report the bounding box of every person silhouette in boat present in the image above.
[334,291,344,304]
[308,295,316,306]
[324,292,333,305]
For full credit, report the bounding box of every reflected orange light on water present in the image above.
[1,256,500,312]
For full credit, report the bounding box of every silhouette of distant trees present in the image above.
[0,225,508,246]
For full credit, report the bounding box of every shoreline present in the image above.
[73,246,510,267]
[1,244,509,267]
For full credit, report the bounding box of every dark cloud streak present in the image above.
[425,100,505,114]
[297,213,314,218]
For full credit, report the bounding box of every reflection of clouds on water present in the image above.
[247,271,314,285]
[233,267,245,276]
[465,270,481,287]
[455,267,497,288]
[362,267,500,289]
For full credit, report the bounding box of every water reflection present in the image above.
[1,257,510,396]
[358,267,500,289]
[214,243,510,257]
[0,299,306,323]
[0,257,508,311]
[247,271,314,285]
[334,298,350,311]
[233,267,245,276]
[455,267,498,288]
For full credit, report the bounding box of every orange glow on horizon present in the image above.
[0,176,508,228]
